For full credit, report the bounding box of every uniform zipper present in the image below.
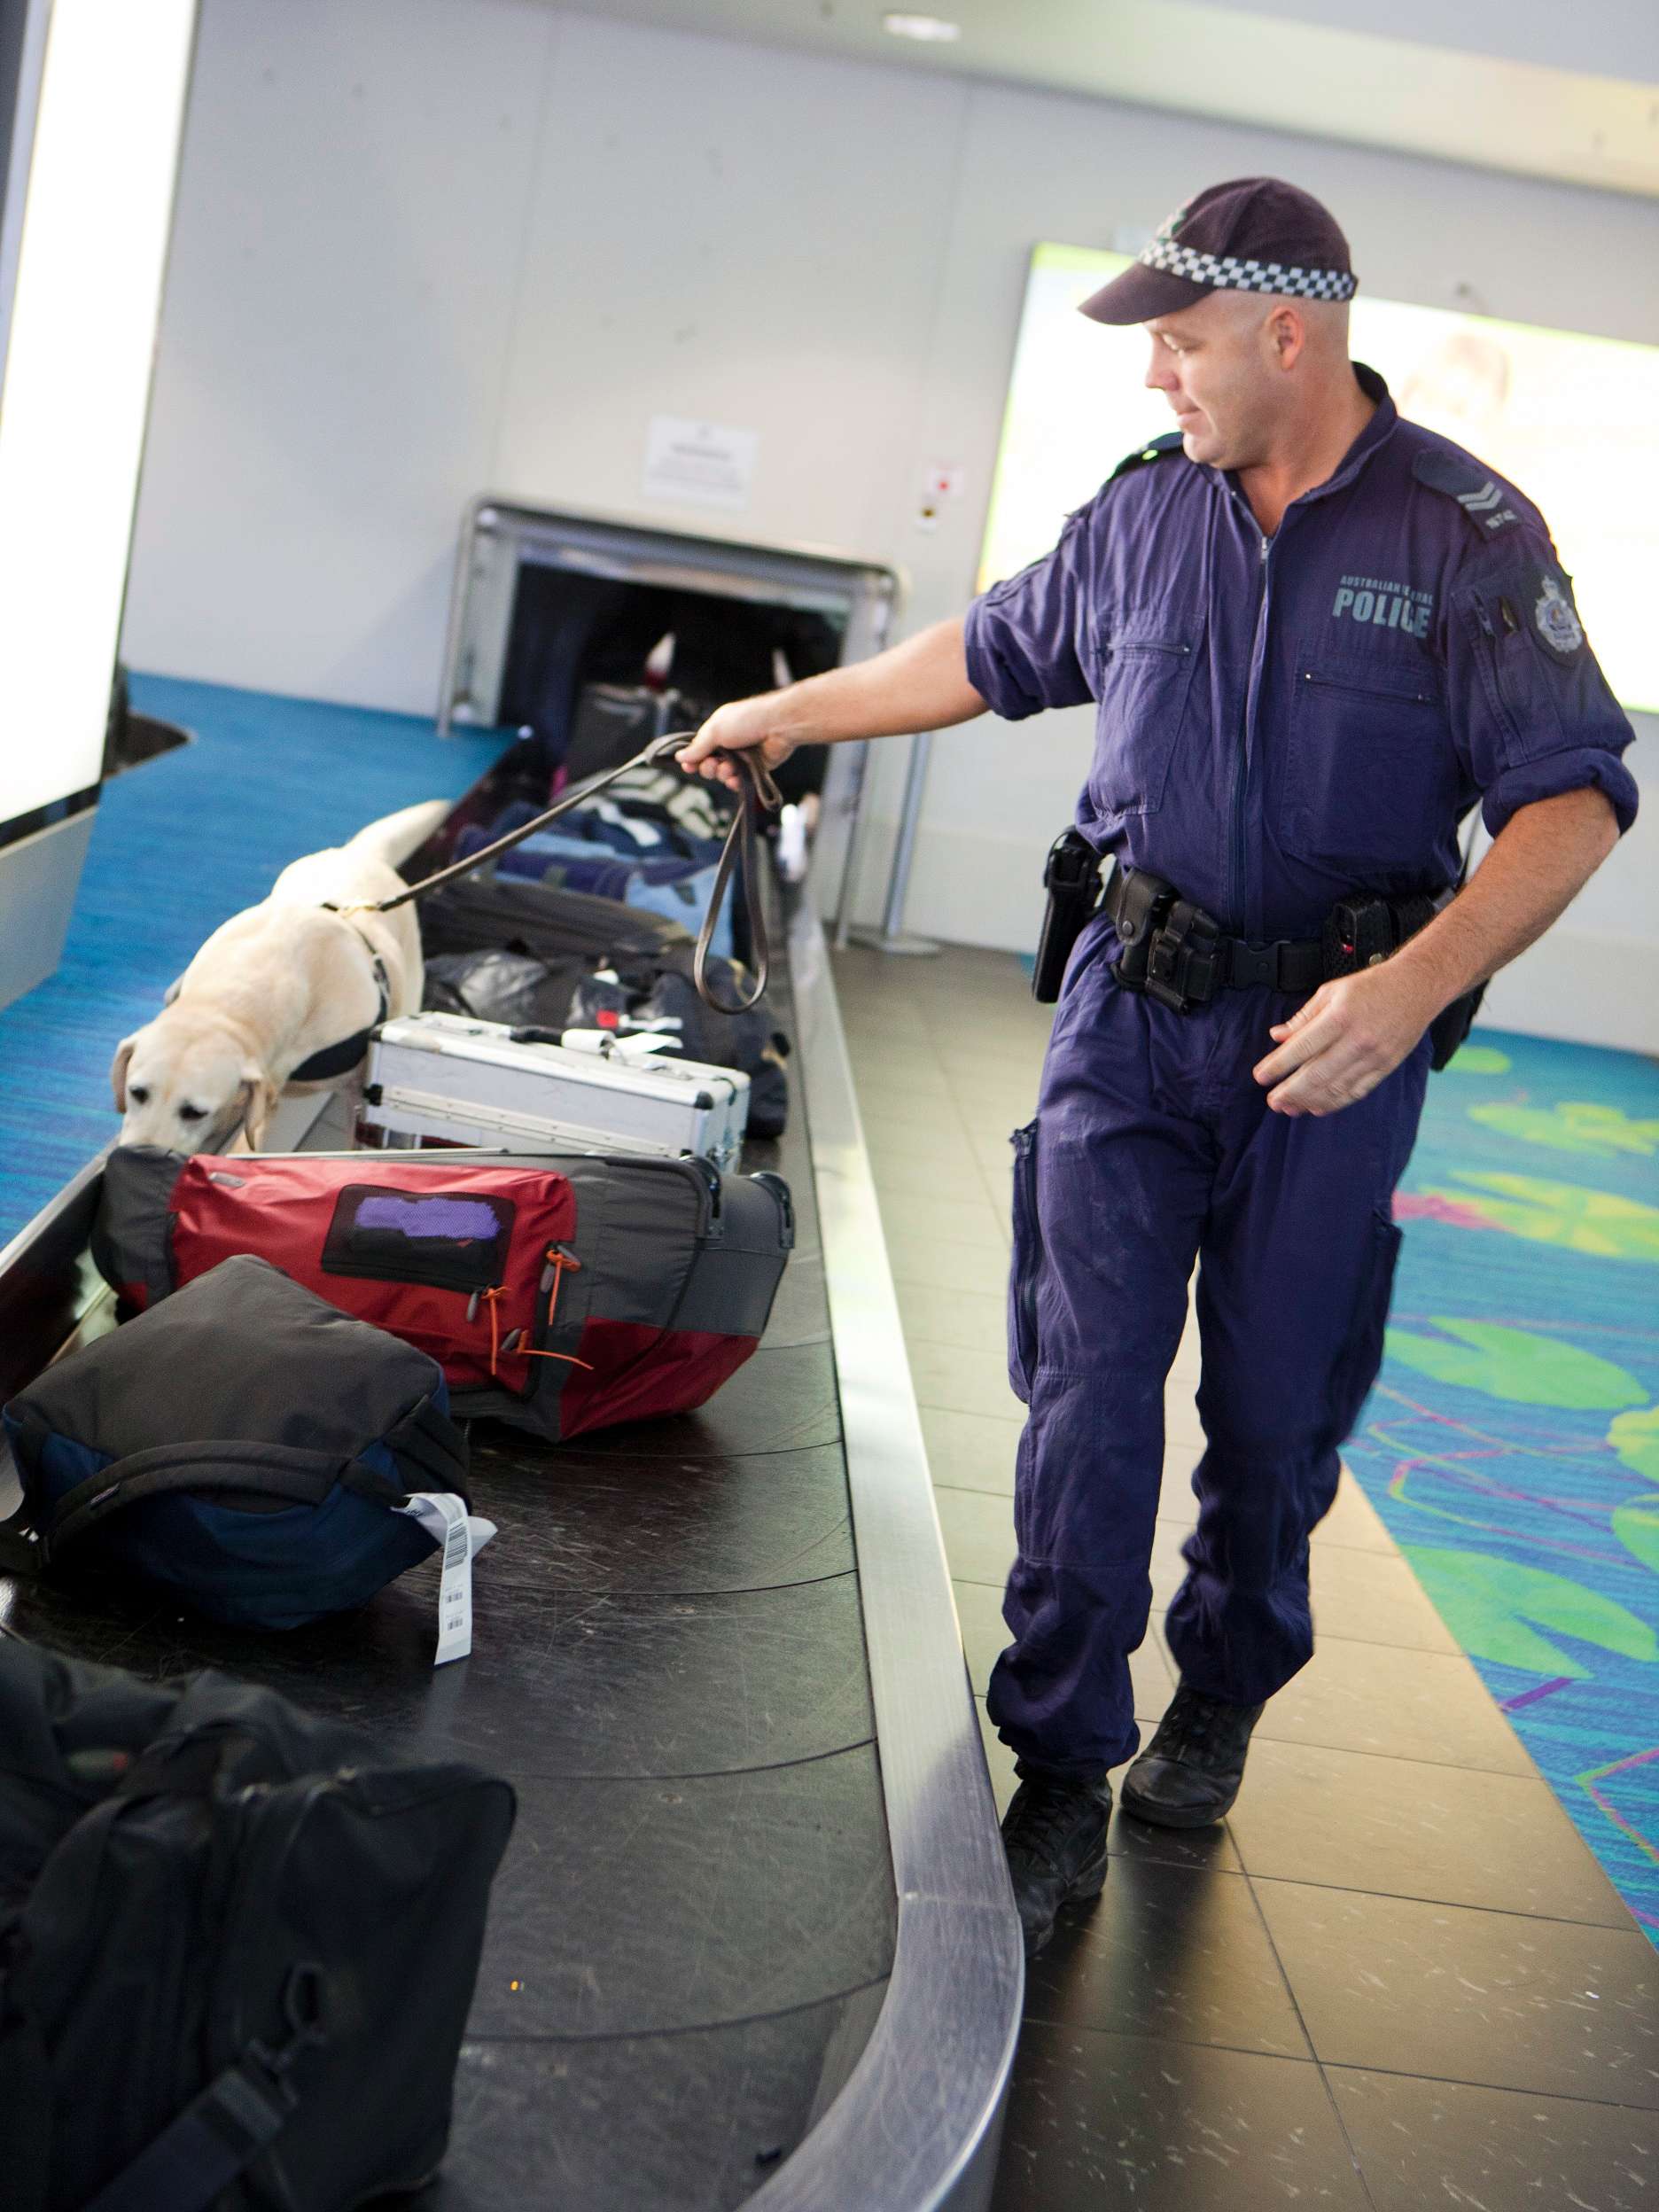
[1009,1125,1040,1397]
[1230,531,1273,931]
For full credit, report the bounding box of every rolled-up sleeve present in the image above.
[963,508,1098,722]
[1448,543,1640,838]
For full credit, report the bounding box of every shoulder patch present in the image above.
[1110,431,1188,481]
[1412,448,1523,538]
[1527,565,1587,659]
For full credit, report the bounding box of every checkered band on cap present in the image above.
[1139,232,1357,302]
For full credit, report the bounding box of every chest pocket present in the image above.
[1281,650,1456,874]
[1087,616,1201,819]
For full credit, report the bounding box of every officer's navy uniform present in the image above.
[963,365,1639,1780]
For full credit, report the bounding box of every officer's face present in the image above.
[1142,293,1286,469]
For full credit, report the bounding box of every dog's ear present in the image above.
[235,1065,279,1153]
[110,1035,137,1112]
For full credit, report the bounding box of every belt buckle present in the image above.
[1228,942,1279,991]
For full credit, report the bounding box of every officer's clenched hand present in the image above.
[676,619,986,792]
[1251,964,1439,1117]
[677,697,799,795]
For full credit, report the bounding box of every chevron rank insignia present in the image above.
[1413,448,1522,534]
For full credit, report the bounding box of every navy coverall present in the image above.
[963,366,1640,1778]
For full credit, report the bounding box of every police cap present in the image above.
[1080,176,1358,326]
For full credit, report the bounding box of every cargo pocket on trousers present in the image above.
[1328,1209,1403,1445]
[1008,1121,1041,1405]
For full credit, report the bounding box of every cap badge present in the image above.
[1533,572,1585,657]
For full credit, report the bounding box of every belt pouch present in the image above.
[1321,893,1396,977]
[1145,899,1222,1013]
[1110,866,1176,993]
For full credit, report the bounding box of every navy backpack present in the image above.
[1,1255,482,1644]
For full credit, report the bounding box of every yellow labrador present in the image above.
[111,799,449,1152]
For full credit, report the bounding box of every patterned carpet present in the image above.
[1348,1030,1659,1945]
[0,676,505,1247]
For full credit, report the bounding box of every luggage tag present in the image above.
[559,1028,677,1062]
[391,1492,497,1665]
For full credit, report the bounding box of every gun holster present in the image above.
[1032,830,1106,1004]
[1428,983,1486,1071]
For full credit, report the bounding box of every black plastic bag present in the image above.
[571,959,791,1138]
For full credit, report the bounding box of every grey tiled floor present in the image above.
[831,941,1656,2212]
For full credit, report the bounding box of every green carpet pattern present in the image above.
[1348,1030,1659,1943]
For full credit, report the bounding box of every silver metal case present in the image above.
[363,1010,749,1170]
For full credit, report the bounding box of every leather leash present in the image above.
[347,734,782,1016]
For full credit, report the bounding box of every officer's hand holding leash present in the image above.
[676,617,986,794]
[679,694,800,796]
[1253,784,1619,1118]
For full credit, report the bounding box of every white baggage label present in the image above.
[558,1029,675,1060]
[392,1492,497,1666]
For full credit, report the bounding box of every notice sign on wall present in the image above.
[643,416,758,513]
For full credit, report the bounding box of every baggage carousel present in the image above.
[0,852,1022,2208]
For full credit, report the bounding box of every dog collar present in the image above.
[290,921,392,1084]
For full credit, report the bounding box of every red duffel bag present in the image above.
[91,1147,793,1443]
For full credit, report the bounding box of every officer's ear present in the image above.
[1268,303,1306,370]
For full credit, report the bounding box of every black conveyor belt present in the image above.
[0,871,1021,2210]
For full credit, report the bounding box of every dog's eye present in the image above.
[129,1086,149,1105]
[178,1104,208,1124]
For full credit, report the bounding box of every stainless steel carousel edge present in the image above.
[750,895,1024,2212]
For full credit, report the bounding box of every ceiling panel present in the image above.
[556,0,1659,199]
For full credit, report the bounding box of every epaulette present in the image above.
[1110,431,1188,481]
[1412,448,1523,539]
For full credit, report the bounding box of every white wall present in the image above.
[125,0,549,710]
[121,0,1658,1048]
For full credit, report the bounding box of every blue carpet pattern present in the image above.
[0,677,505,1246]
[1347,1030,1659,1944]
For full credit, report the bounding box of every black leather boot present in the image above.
[1001,1769,1111,1959]
[1119,1683,1264,1828]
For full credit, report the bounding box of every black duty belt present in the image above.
[1032,830,1476,1060]
[1102,859,1437,1016]
[1032,831,1444,1012]
[1105,866,1324,1001]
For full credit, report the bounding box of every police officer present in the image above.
[679,177,1639,1957]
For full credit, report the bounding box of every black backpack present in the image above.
[0,1633,515,2212]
